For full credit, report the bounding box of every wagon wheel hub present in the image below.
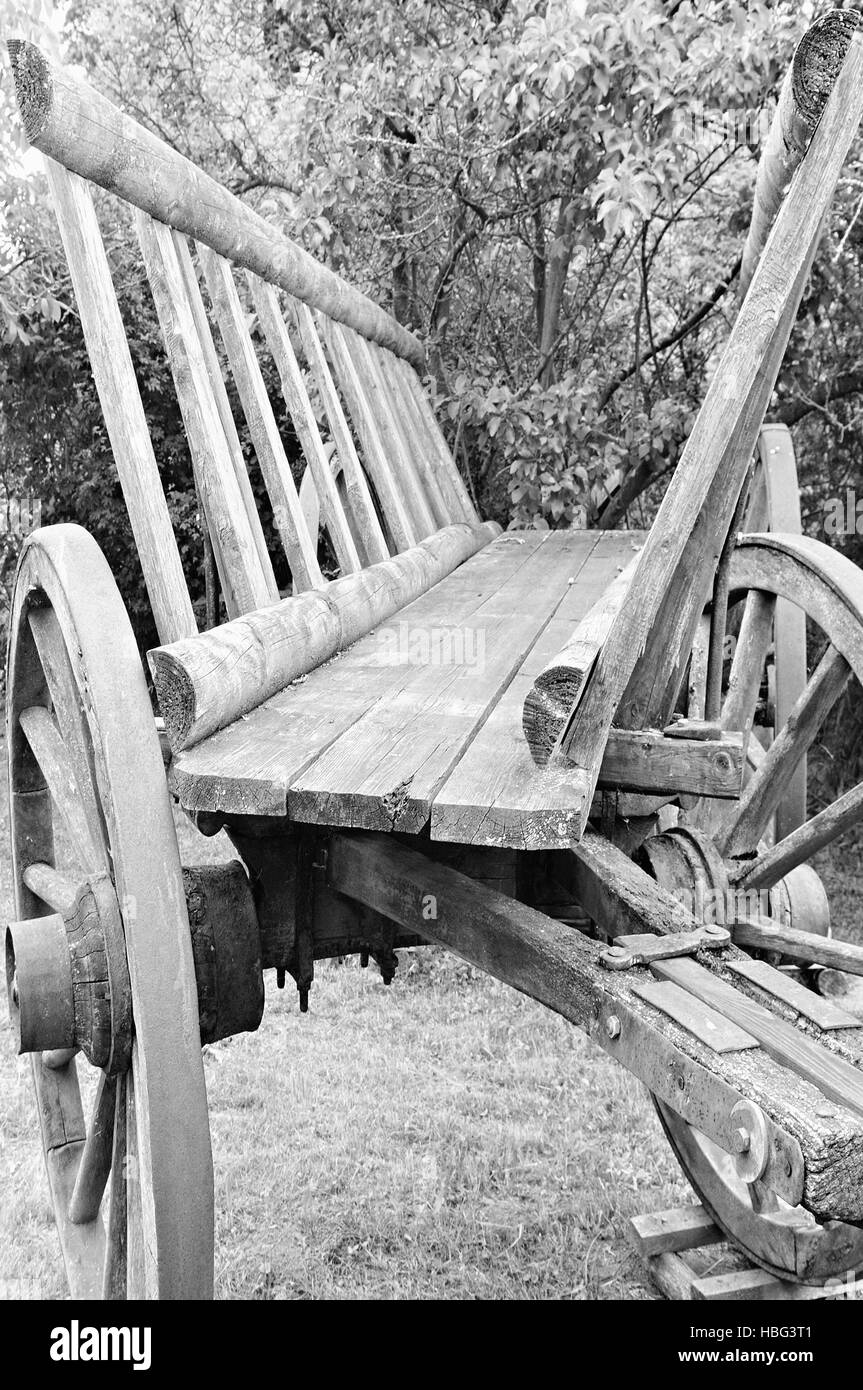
[6,871,132,1074]
[5,860,265,1070]
[638,825,831,942]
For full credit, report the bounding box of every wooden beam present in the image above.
[149,520,500,752]
[733,782,863,892]
[598,729,743,799]
[7,41,424,369]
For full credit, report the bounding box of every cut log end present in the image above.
[148,649,196,752]
[793,9,863,131]
[7,40,52,146]
[522,670,584,766]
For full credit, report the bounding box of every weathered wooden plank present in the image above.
[9,40,424,367]
[288,532,600,832]
[40,160,195,645]
[172,233,278,601]
[726,957,862,1031]
[136,210,274,619]
[169,532,545,817]
[628,1205,722,1258]
[150,520,499,752]
[322,317,419,551]
[196,248,323,592]
[292,300,390,565]
[653,957,863,1121]
[556,41,863,833]
[630,980,759,1053]
[430,534,645,847]
[598,729,743,798]
[250,277,362,575]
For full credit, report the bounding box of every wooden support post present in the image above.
[196,247,324,592]
[39,160,196,646]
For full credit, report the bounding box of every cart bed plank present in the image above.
[170,531,644,831]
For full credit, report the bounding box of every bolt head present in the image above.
[606,946,627,958]
[605,1014,621,1040]
[732,1127,751,1154]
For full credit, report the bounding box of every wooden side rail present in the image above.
[150,520,500,752]
[10,38,480,644]
[8,40,423,368]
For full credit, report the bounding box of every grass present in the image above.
[2,740,863,1300]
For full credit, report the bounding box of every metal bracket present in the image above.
[599,925,730,971]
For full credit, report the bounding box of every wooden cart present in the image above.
[8,13,863,1300]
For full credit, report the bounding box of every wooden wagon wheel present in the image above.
[653,530,863,1283]
[5,524,214,1299]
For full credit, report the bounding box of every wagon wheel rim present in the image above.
[6,524,213,1299]
[656,531,863,1284]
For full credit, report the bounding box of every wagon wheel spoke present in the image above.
[18,705,106,875]
[732,779,863,892]
[69,1071,117,1227]
[720,645,852,857]
[27,606,111,866]
[721,589,776,737]
[22,861,80,914]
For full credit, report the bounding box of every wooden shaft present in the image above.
[149,520,500,751]
[8,40,424,369]
[740,10,863,299]
[68,1071,116,1225]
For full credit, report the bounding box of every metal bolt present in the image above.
[703,925,725,937]
[732,1127,751,1155]
[816,1104,835,1119]
[605,1014,621,1040]
[606,946,627,958]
